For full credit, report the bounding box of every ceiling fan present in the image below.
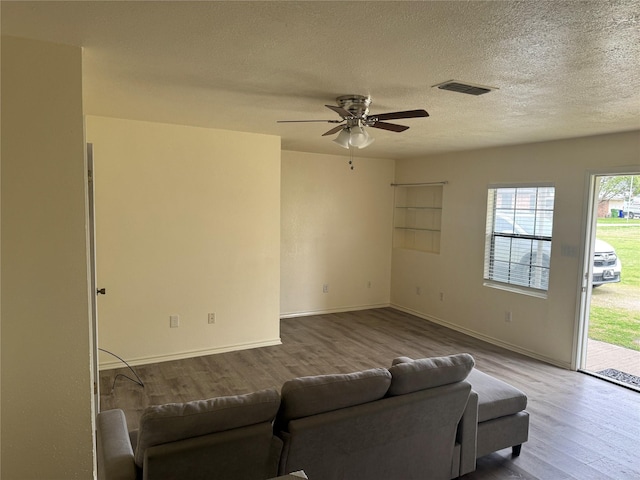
[278,95,429,149]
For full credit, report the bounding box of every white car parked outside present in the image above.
[592,238,622,286]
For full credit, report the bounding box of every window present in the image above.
[484,186,555,291]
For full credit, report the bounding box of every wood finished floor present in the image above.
[100,307,640,480]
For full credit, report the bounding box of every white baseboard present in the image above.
[390,304,572,370]
[98,338,282,370]
[280,303,391,319]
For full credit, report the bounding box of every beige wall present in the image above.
[281,150,394,316]
[86,116,281,368]
[392,131,640,368]
[1,36,94,479]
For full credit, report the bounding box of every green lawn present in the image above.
[588,221,640,351]
[598,217,640,226]
[589,306,639,350]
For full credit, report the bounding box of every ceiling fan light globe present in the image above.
[333,128,351,148]
[349,126,368,147]
[357,136,375,149]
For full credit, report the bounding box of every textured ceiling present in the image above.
[3,1,640,159]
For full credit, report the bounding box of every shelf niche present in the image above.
[393,184,443,253]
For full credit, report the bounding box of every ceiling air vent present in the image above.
[432,80,496,96]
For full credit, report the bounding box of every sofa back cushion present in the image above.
[387,353,475,396]
[135,388,280,467]
[278,368,391,424]
[278,378,472,480]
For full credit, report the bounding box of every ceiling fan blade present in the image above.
[370,122,410,133]
[325,104,355,118]
[322,125,345,136]
[372,109,429,121]
[277,119,342,123]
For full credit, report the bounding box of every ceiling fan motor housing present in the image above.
[336,95,371,118]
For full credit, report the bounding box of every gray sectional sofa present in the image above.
[96,353,528,480]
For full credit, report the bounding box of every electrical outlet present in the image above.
[416,286,421,295]
[367,281,372,289]
[208,313,216,324]
[323,284,329,293]
[505,311,512,323]
[170,315,180,328]
[439,292,445,301]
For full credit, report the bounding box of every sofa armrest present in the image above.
[97,409,137,480]
[456,389,478,477]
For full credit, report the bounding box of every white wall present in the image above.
[1,36,94,479]
[392,131,640,368]
[86,116,281,368]
[281,150,395,316]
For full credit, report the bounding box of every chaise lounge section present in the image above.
[467,368,529,459]
[394,356,530,465]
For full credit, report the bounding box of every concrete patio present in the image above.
[585,338,640,377]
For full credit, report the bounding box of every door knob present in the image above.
[96,288,106,295]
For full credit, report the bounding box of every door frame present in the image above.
[573,166,640,371]
[87,143,100,414]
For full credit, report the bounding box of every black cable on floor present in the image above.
[99,347,144,391]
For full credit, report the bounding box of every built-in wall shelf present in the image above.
[393,184,443,253]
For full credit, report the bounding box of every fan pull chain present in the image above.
[349,147,355,170]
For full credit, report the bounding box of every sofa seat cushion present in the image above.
[466,369,527,422]
[387,353,475,396]
[134,388,280,467]
[278,368,391,424]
